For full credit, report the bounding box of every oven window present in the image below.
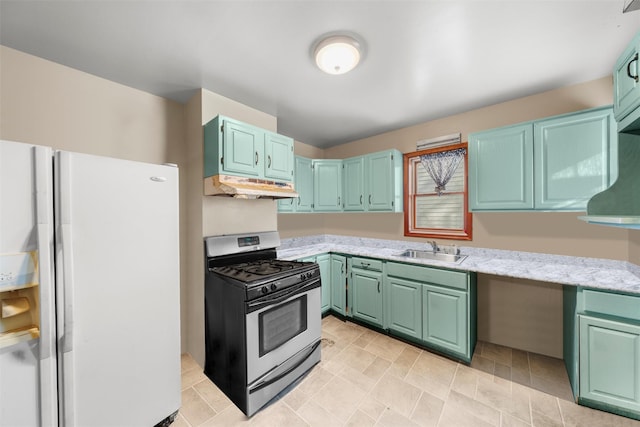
[258,295,308,357]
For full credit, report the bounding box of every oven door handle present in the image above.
[246,279,320,313]
[249,340,321,395]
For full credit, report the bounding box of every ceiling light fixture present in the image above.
[313,34,362,75]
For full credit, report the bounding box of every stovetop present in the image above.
[211,259,315,285]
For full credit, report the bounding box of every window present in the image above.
[404,143,472,240]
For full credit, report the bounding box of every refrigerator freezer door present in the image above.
[55,151,180,426]
[0,140,57,426]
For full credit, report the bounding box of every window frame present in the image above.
[403,142,473,240]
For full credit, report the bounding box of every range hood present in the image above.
[203,174,298,199]
[579,133,640,228]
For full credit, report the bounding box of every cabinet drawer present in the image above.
[351,257,383,272]
[387,262,467,291]
[582,289,640,321]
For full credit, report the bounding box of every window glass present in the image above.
[404,143,472,240]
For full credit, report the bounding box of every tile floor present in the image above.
[176,315,640,427]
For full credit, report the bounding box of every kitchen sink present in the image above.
[398,249,467,264]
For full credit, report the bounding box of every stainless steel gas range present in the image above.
[203,231,321,417]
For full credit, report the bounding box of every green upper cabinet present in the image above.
[614,31,640,125]
[469,106,617,211]
[313,160,343,212]
[264,132,294,181]
[294,156,314,212]
[469,123,534,210]
[343,156,365,211]
[278,156,313,213]
[366,150,403,212]
[534,108,617,210]
[203,115,293,182]
[343,149,403,213]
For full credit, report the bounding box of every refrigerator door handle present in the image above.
[60,223,75,354]
[34,146,54,360]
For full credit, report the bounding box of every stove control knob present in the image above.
[306,272,313,279]
[261,286,269,294]
[270,284,277,291]
[300,274,306,281]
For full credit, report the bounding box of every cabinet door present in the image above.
[367,151,395,211]
[423,284,467,357]
[352,269,383,327]
[388,277,422,340]
[469,124,534,210]
[614,32,640,122]
[534,108,616,210]
[277,197,295,212]
[313,160,343,211]
[580,315,640,413]
[343,156,365,211]
[264,132,294,182]
[295,156,314,212]
[330,255,347,315]
[316,254,331,314]
[221,119,263,177]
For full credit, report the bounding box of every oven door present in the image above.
[245,278,321,384]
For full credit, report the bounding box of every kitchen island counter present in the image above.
[277,234,640,294]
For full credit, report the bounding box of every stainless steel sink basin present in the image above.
[398,250,467,264]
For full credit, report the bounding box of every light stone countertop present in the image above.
[277,234,640,295]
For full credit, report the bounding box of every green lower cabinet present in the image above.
[330,254,347,315]
[352,268,384,327]
[388,277,422,340]
[579,314,640,415]
[423,284,468,357]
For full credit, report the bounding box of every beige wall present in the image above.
[0,46,190,350]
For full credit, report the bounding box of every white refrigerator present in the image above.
[0,140,181,426]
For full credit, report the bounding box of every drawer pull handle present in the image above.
[628,53,639,82]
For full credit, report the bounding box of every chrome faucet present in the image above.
[428,240,439,253]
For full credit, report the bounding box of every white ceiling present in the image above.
[1,1,640,148]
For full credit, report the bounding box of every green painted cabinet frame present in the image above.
[204,115,294,182]
[579,315,640,415]
[351,262,384,328]
[469,123,534,210]
[469,106,617,211]
[534,108,617,210]
[330,254,347,315]
[423,284,468,357]
[278,156,313,212]
[388,276,422,340]
[564,286,640,420]
[343,156,365,211]
[313,160,343,212]
[614,31,640,126]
